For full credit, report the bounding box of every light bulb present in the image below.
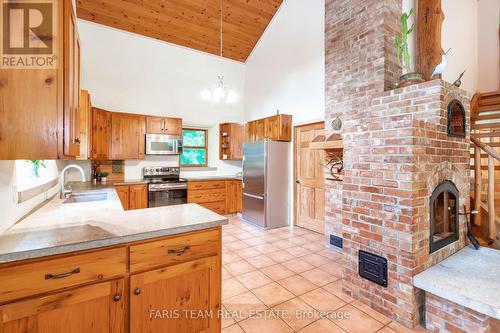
[213,86,226,100]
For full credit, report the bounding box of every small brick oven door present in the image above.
[430,180,460,253]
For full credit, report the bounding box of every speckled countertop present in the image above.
[0,181,228,264]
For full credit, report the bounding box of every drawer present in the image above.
[188,188,226,203]
[188,180,226,191]
[0,247,126,303]
[129,228,220,272]
[199,201,226,215]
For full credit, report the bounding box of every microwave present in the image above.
[145,134,183,155]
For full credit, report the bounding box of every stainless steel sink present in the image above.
[63,192,108,204]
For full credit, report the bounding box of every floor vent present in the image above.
[358,250,388,287]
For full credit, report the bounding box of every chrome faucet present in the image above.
[60,164,86,199]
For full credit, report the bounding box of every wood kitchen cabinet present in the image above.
[111,113,146,160]
[0,0,81,159]
[0,279,125,333]
[63,0,81,158]
[130,256,220,333]
[115,184,148,210]
[77,90,92,159]
[219,123,244,160]
[188,180,242,215]
[91,108,112,160]
[146,116,182,136]
[0,228,222,333]
[245,114,292,143]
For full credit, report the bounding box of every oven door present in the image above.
[146,134,183,155]
[148,183,188,208]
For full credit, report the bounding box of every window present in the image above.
[180,128,208,167]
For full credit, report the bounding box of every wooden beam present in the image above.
[417,0,444,80]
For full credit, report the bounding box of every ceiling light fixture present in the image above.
[201,0,238,104]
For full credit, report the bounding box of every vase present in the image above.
[399,72,425,88]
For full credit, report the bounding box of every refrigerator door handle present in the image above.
[242,192,265,200]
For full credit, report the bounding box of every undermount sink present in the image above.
[63,192,108,204]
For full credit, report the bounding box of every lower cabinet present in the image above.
[0,228,222,333]
[130,256,220,333]
[0,279,125,333]
[188,180,242,215]
[115,184,148,210]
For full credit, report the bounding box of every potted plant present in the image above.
[27,160,46,178]
[100,172,109,183]
[395,8,424,87]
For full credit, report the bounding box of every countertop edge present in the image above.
[0,218,228,265]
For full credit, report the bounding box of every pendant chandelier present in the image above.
[201,0,238,104]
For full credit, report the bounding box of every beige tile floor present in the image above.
[221,215,427,333]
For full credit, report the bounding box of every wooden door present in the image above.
[164,117,183,136]
[294,122,325,234]
[91,108,111,160]
[146,116,165,134]
[0,279,125,333]
[115,185,130,210]
[130,256,221,333]
[129,185,148,210]
[63,0,80,157]
[111,113,146,160]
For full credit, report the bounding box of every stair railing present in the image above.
[471,135,499,242]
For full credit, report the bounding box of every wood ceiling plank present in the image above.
[76,0,282,62]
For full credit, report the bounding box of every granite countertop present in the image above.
[185,175,242,181]
[413,247,500,319]
[0,182,228,264]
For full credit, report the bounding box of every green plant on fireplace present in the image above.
[27,160,46,178]
[395,8,415,73]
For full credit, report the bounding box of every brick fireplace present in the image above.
[325,0,472,328]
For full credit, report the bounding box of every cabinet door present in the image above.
[264,116,280,140]
[111,113,146,160]
[164,117,183,136]
[0,279,125,333]
[236,180,243,212]
[129,185,148,210]
[255,120,266,141]
[130,256,221,333]
[225,180,238,214]
[115,185,130,210]
[91,108,111,160]
[63,0,81,157]
[245,121,256,142]
[77,90,91,159]
[146,116,165,134]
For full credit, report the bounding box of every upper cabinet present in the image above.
[111,113,146,160]
[219,123,244,160]
[77,90,92,160]
[146,116,182,136]
[0,0,81,160]
[91,108,111,160]
[245,114,292,142]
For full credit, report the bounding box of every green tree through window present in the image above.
[180,129,208,166]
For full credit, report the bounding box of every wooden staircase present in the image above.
[470,90,500,247]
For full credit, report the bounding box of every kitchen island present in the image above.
[0,184,227,333]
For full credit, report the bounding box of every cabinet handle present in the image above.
[167,245,190,255]
[113,294,122,302]
[45,267,80,280]
[134,288,141,295]
[75,138,81,144]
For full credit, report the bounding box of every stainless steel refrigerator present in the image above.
[242,140,290,229]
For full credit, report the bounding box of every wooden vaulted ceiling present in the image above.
[76,0,283,62]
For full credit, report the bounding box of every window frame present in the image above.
[180,128,208,167]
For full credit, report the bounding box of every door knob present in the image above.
[296,180,301,184]
[113,294,122,302]
[134,288,141,295]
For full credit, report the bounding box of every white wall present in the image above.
[78,20,245,176]
[244,0,325,124]
[477,0,500,92]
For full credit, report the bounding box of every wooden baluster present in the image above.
[474,146,482,226]
[488,155,496,241]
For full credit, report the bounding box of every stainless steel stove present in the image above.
[143,167,187,208]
